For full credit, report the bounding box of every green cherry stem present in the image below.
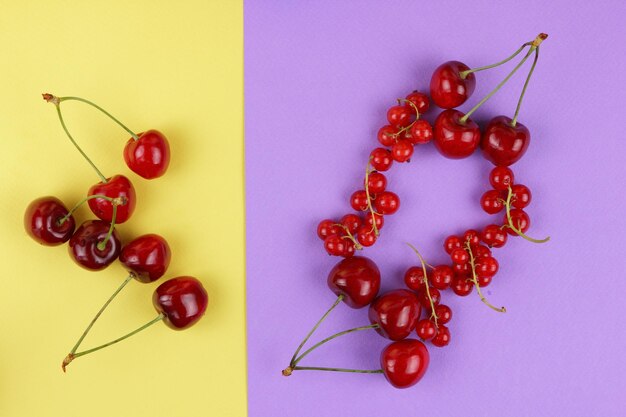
[58,194,127,225]
[96,202,118,251]
[62,313,165,372]
[459,42,531,79]
[504,186,550,243]
[406,243,439,327]
[43,94,107,183]
[466,241,506,313]
[459,33,547,124]
[289,366,383,374]
[511,47,540,127]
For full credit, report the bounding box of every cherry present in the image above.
[490,166,515,191]
[88,175,136,224]
[350,190,369,211]
[366,171,387,194]
[415,319,436,340]
[380,339,429,388]
[452,276,473,296]
[124,130,171,179]
[429,61,476,109]
[481,189,505,214]
[450,248,469,265]
[356,226,377,247]
[370,148,394,172]
[377,125,398,147]
[431,325,450,347]
[434,304,452,325]
[408,120,433,145]
[68,220,121,270]
[374,191,400,215]
[481,116,530,166]
[391,140,414,162]
[433,109,480,159]
[404,266,428,292]
[405,91,430,115]
[119,234,171,283]
[340,214,362,234]
[369,290,421,340]
[24,197,75,246]
[431,265,453,290]
[387,105,413,128]
[327,256,381,308]
[317,219,341,240]
[505,208,530,235]
[444,235,462,254]
[153,276,208,330]
[324,235,347,256]
[476,256,499,278]
[481,224,508,248]
[511,184,532,209]
[364,212,384,230]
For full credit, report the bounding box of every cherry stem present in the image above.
[58,194,127,225]
[67,274,135,357]
[62,313,164,372]
[459,33,547,124]
[96,202,118,251]
[292,323,379,367]
[406,243,439,327]
[511,47,540,127]
[364,160,380,236]
[289,295,343,367]
[44,95,107,183]
[459,42,531,79]
[466,241,506,313]
[56,96,140,141]
[289,366,383,374]
[504,186,550,243]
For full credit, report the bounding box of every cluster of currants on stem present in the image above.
[288,34,550,389]
[24,94,208,371]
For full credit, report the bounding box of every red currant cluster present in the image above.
[287,34,549,389]
[24,94,208,371]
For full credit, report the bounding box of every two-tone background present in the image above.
[1,1,624,416]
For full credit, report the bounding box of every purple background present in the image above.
[244,1,626,416]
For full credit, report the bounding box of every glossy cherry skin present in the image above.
[430,61,476,109]
[24,197,75,245]
[124,130,171,179]
[68,220,121,270]
[434,109,480,159]
[481,116,530,166]
[153,276,208,330]
[369,289,421,341]
[119,234,171,283]
[87,175,136,224]
[381,339,429,389]
[327,256,381,308]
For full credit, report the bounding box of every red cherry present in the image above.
[429,61,476,109]
[387,105,413,128]
[327,256,381,308]
[350,190,369,211]
[434,304,452,324]
[391,140,414,163]
[356,225,377,247]
[87,175,136,224]
[324,234,347,256]
[369,290,421,340]
[124,129,171,179]
[505,209,530,235]
[415,319,436,340]
[481,224,508,248]
[119,234,171,283]
[405,91,430,114]
[481,189,505,214]
[68,220,121,270]
[431,265,453,290]
[433,109,480,159]
[481,116,530,166]
[380,339,429,389]
[317,219,341,240]
[404,266,428,292]
[452,276,473,296]
[340,214,362,234]
[431,325,450,347]
[511,184,532,209]
[364,212,384,230]
[476,256,499,278]
[153,276,208,330]
[450,247,469,265]
[24,197,75,246]
[408,120,433,145]
[490,166,515,191]
[377,125,398,147]
[374,191,400,215]
[370,148,394,172]
[366,171,387,194]
[444,235,462,254]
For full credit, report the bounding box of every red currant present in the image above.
[391,140,414,163]
[511,184,532,209]
[366,171,387,194]
[444,235,462,254]
[477,274,492,287]
[434,304,452,324]
[490,166,515,191]
[404,266,428,291]
[476,256,498,278]
[324,235,346,256]
[452,276,473,296]
[418,287,440,309]
[431,265,453,290]
[340,214,362,234]
[450,247,469,264]
[364,212,384,230]
[415,319,436,340]
[463,229,480,247]
[377,125,398,147]
[350,190,369,211]
[481,224,508,248]
[405,91,430,115]
[505,208,530,235]
[317,219,341,240]
[431,325,450,347]
[356,226,377,247]
[374,191,400,215]
[408,120,433,145]
[387,105,413,128]
[370,148,393,172]
[453,262,470,276]
[480,189,505,214]
[343,240,356,258]
[474,244,492,258]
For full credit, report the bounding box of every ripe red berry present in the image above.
[452,276,473,296]
[343,240,356,258]
[418,287,440,309]
[431,265,453,290]
[453,262,470,276]
[490,166,515,191]
[463,229,480,247]
[434,304,452,325]
[374,191,400,215]
[480,189,505,214]
[324,235,347,256]
[408,120,433,145]
[405,91,430,115]
[476,256,499,278]
[356,225,377,247]
[415,319,436,340]
[387,105,413,128]
[474,244,492,259]
[391,140,414,162]
[317,219,341,240]
[364,212,384,230]
[377,125,399,147]
[366,171,387,194]
[444,235,462,254]
[511,184,532,209]
[404,266,428,291]
[477,275,492,287]
[505,208,530,235]
[370,148,394,172]
[431,325,450,347]
[450,247,469,264]
[481,224,508,248]
[350,190,369,211]
[340,214,362,234]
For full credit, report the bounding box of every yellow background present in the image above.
[0,2,246,416]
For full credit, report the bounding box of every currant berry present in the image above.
[408,120,433,145]
[474,244,492,259]
[511,184,532,209]
[490,166,515,191]
[356,226,377,247]
[404,266,428,292]
[481,224,508,248]
[324,235,346,256]
[418,287,440,309]
[350,190,369,211]
[476,256,499,278]
[387,105,413,128]
[374,191,400,215]
[405,91,430,115]
[450,248,469,265]
[377,125,399,147]
[340,214,362,234]
[415,319,436,340]
[431,325,450,347]
[391,140,414,163]
[317,219,341,240]
[366,171,387,194]
[434,305,452,325]
[370,148,394,172]
[477,275,492,287]
[444,235,462,254]
[364,212,384,230]
[430,265,453,290]
[343,240,356,258]
[463,229,481,247]
[480,189,505,214]
[452,276,473,296]
[453,262,470,276]
[505,208,530,235]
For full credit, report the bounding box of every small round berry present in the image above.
[490,166,515,191]
[463,229,480,247]
[364,212,384,230]
[377,125,398,147]
[450,248,469,265]
[505,209,530,235]
[374,191,400,215]
[343,240,356,258]
[434,304,452,324]
[415,319,436,340]
[408,120,433,145]
[387,105,413,128]
[366,171,387,194]
[404,266,428,291]
[444,235,462,254]
[480,189,505,214]
[317,219,341,240]
[476,256,499,278]
[391,140,414,163]
[453,262,470,276]
[511,184,532,209]
[431,325,450,347]
[370,148,394,172]
[418,287,440,309]
[481,224,508,248]
[474,244,492,259]
[405,91,430,114]
[350,190,369,211]
[324,235,346,256]
[452,276,473,296]
[431,265,453,290]
[477,274,492,287]
[356,225,377,247]
[340,214,362,234]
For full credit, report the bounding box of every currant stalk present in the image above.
[465,241,506,313]
[504,186,550,243]
[406,243,439,327]
[364,160,380,236]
